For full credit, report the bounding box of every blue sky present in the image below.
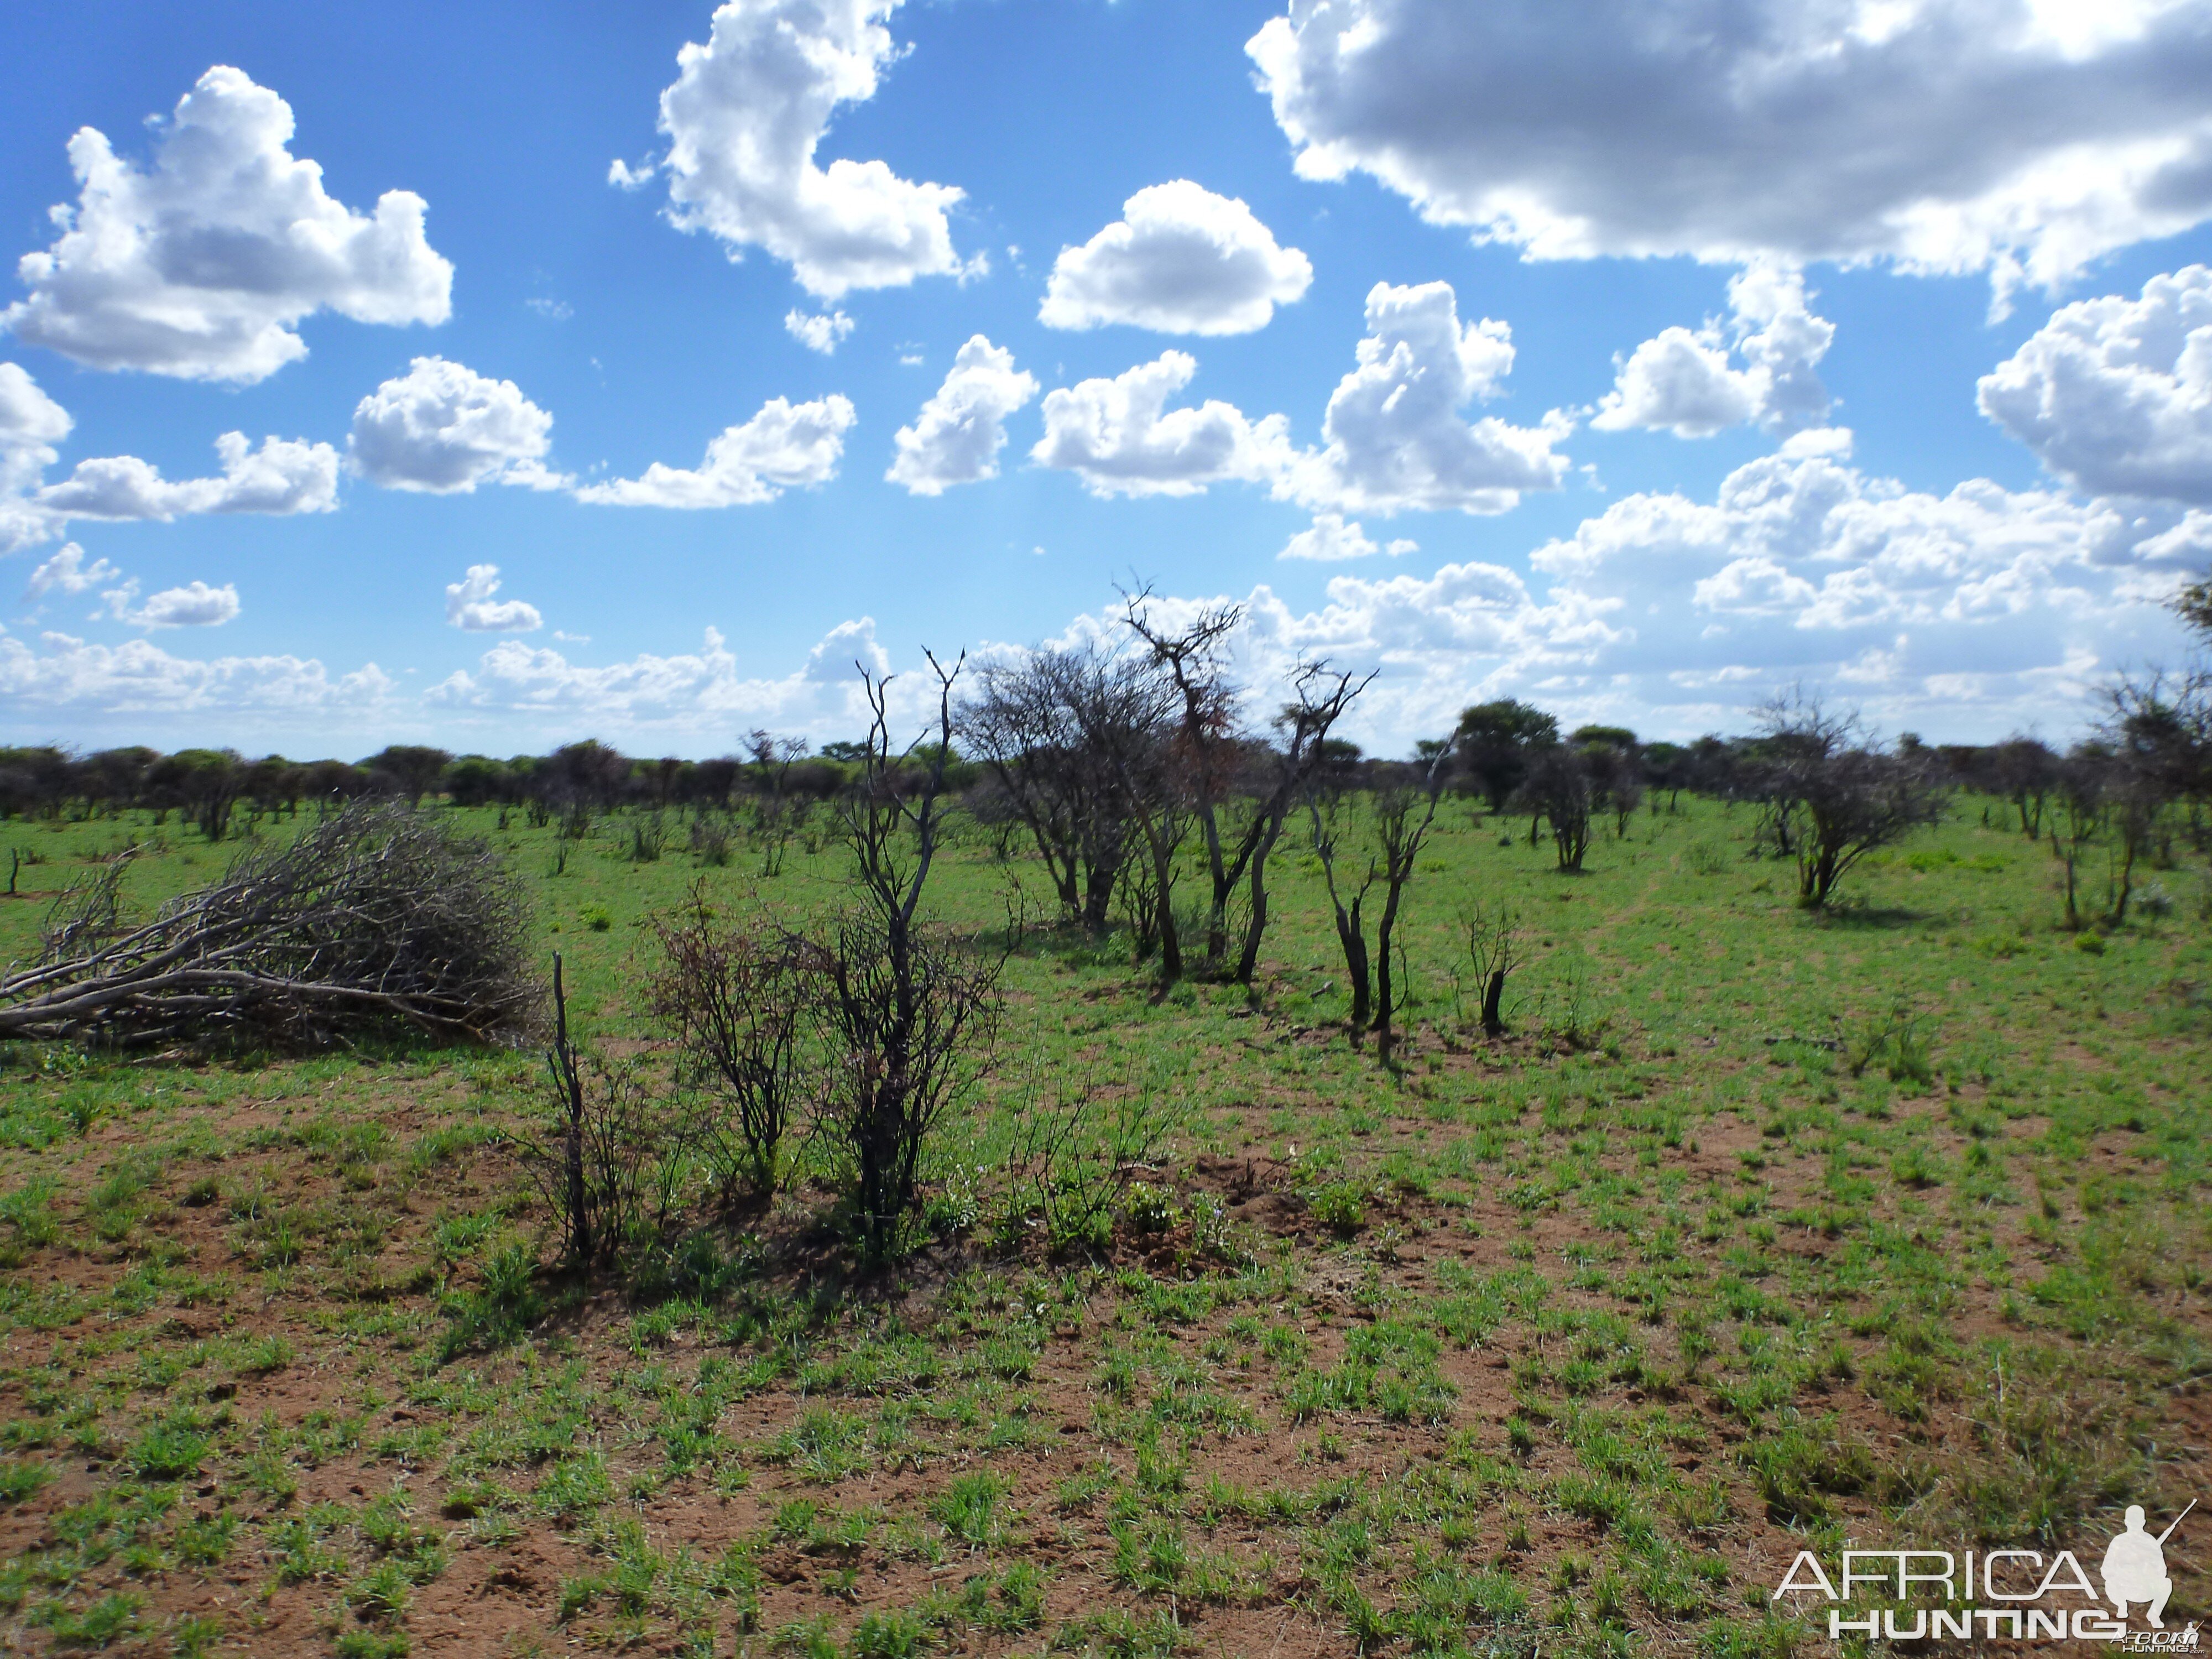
[4,0,2211,758]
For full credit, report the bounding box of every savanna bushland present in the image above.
[0,617,2204,1659]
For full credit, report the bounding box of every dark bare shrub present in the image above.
[646,895,817,1200]
[1752,693,1949,908]
[815,911,1001,1256]
[1001,1076,1183,1254]
[1517,745,1593,872]
[1462,898,1519,1036]
[830,651,1008,1258]
[688,815,733,867]
[519,956,687,1265]
[1307,748,1451,1060]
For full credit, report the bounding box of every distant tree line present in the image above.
[0,735,970,842]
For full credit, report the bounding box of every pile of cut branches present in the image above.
[0,802,541,1048]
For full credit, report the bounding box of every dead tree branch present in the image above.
[0,802,540,1048]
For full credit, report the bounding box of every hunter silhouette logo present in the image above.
[2105,1503,2189,1629]
[1772,1500,2196,1644]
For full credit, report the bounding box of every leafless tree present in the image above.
[1305,773,1376,1036]
[1369,750,1452,1064]
[521,954,687,1265]
[743,729,811,877]
[1462,898,1519,1036]
[1575,733,1644,838]
[2051,748,2107,931]
[1229,663,1375,984]
[1120,592,1244,977]
[1752,693,1949,908]
[957,644,1151,933]
[1988,737,2060,838]
[2095,668,2210,922]
[1517,745,1593,872]
[814,910,1001,1258]
[1307,744,1452,1060]
[830,653,1007,1256]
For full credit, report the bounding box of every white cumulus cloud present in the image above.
[1278,513,1416,561]
[634,0,974,299]
[34,432,340,523]
[1593,263,1835,437]
[1031,351,1295,498]
[101,579,241,629]
[0,364,72,495]
[0,363,74,553]
[23,544,117,601]
[785,309,855,353]
[576,394,855,508]
[887,335,1039,495]
[427,617,904,739]
[349,357,565,493]
[445,564,543,633]
[1031,281,1567,512]
[0,630,390,717]
[1247,0,2212,309]
[1284,280,1572,515]
[3,66,452,383]
[1515,444,2190,730]
[1040,180,1313,335]
[1978,263,2212,504]
[1047,444,2192,750]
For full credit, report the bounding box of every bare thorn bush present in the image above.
[0,802,539,1048]
[646,890,818,1201]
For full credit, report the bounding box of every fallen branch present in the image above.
[0,803,541,1048]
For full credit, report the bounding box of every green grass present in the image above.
[0,792,2204,1652]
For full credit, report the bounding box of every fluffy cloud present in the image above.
[1031,351,1294,498]
[1593,330,1762,439]
[22,544,117,601]
[1031,282,1567,510]
[634,0,973,299]
[1978,264,2212,504]
[0,364,74,553]
[3,66,451,383]
[0,631,389,714]
[1052,435,2193,748]
[1039,181,1313,335]
[0,364,71,495]
[1247,0,2212,306]
[427,617,898,735]
[1,364,336,551]
[785,309,855,353]
[34,433,340,523]
[1284,280,1571,515]
[1278,513,1416,561]
[1593,264,1835,437]
[349,358,565,493]
[101,579,241,629]
[21,542,236,629]
[887,335,1039,494]
[577,395,855,508]
[445,564,543,633]
[1516,441,2188,728]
